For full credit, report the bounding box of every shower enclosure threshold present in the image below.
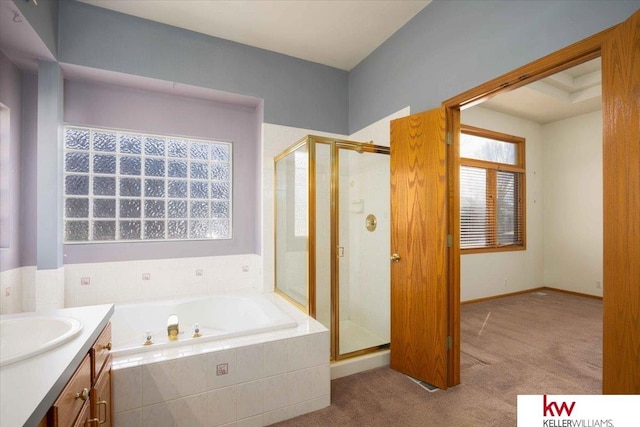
[330,349,390,379]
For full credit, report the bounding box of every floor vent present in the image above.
[532,291,548,296]
[407,376,439,393]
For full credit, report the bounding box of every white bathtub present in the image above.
[110,291,298,357]
[110,291,330,426]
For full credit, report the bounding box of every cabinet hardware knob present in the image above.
[104,342,112,351]
[75,388,89,401]
[390,253,401,262]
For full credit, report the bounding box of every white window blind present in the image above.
[496,170,522,246]
[460,166,488,248]
[460,126,525,251]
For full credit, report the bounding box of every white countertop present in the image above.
[0,304,114,427]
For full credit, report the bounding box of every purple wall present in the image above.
[63,79,261,263]
[0,52,22,272]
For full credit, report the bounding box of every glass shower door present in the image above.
[337,147,390,357]
[274,142,309,310]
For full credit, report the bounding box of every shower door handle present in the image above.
[390,253,401,262]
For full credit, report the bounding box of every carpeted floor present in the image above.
[271,290,602,426]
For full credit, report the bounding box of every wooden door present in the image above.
[390,107,449,389]
[602,8,640,394]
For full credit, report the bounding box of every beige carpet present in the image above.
[271,290,602,426]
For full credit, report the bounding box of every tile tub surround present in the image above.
[111,294,330,426]
[0,267,24,314]
[64,254,262,307]
[0,266,57,314]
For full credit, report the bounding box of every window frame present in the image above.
[460,124,526,254]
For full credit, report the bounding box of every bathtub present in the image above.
[110,291,298,357]
[109,291,330,425]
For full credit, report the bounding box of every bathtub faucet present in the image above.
[167,314,179,341]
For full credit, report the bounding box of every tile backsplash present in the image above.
[65,254,263,307]
[0,266,25,314]
[1,254,263,313]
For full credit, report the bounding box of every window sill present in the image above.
[461,245,526,255]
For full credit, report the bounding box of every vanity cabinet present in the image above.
[91,324,112,383]
[47,355,92,427]
[90,353,112,426]
[40,323,112,427]
[73,400,92,427]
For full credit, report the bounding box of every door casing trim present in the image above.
[440,24,617,387]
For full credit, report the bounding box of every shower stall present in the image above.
[274,135,390,360]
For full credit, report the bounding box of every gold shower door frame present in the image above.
[274,135,390,361]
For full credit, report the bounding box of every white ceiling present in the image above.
[479,58,602,124]
[79,0,431,71]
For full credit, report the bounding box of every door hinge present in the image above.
[447,336,453,350]
[446,132,452,146]
[447,234,453,248]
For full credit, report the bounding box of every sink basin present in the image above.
[0,316,83,367]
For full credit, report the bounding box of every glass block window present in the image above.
[63,126,232,243]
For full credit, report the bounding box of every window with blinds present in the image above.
[460,125,525,252]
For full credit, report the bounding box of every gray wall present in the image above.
[12,0,58,58]
[254,101,264,255]
[20,73,38,268]
[37,61,64,269]
[62,79,261,263]
[0,52,22,272]
[57,0,348,135]
[9,0,640,269]
[348,0,640,133]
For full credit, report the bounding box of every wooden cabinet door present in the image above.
[49,355,92,427]
[390,107,449,389]
[91,360,112,427]
[73,402,91,427]
[91,323,112,383]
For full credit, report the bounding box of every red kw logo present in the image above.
[543,395,576,417]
